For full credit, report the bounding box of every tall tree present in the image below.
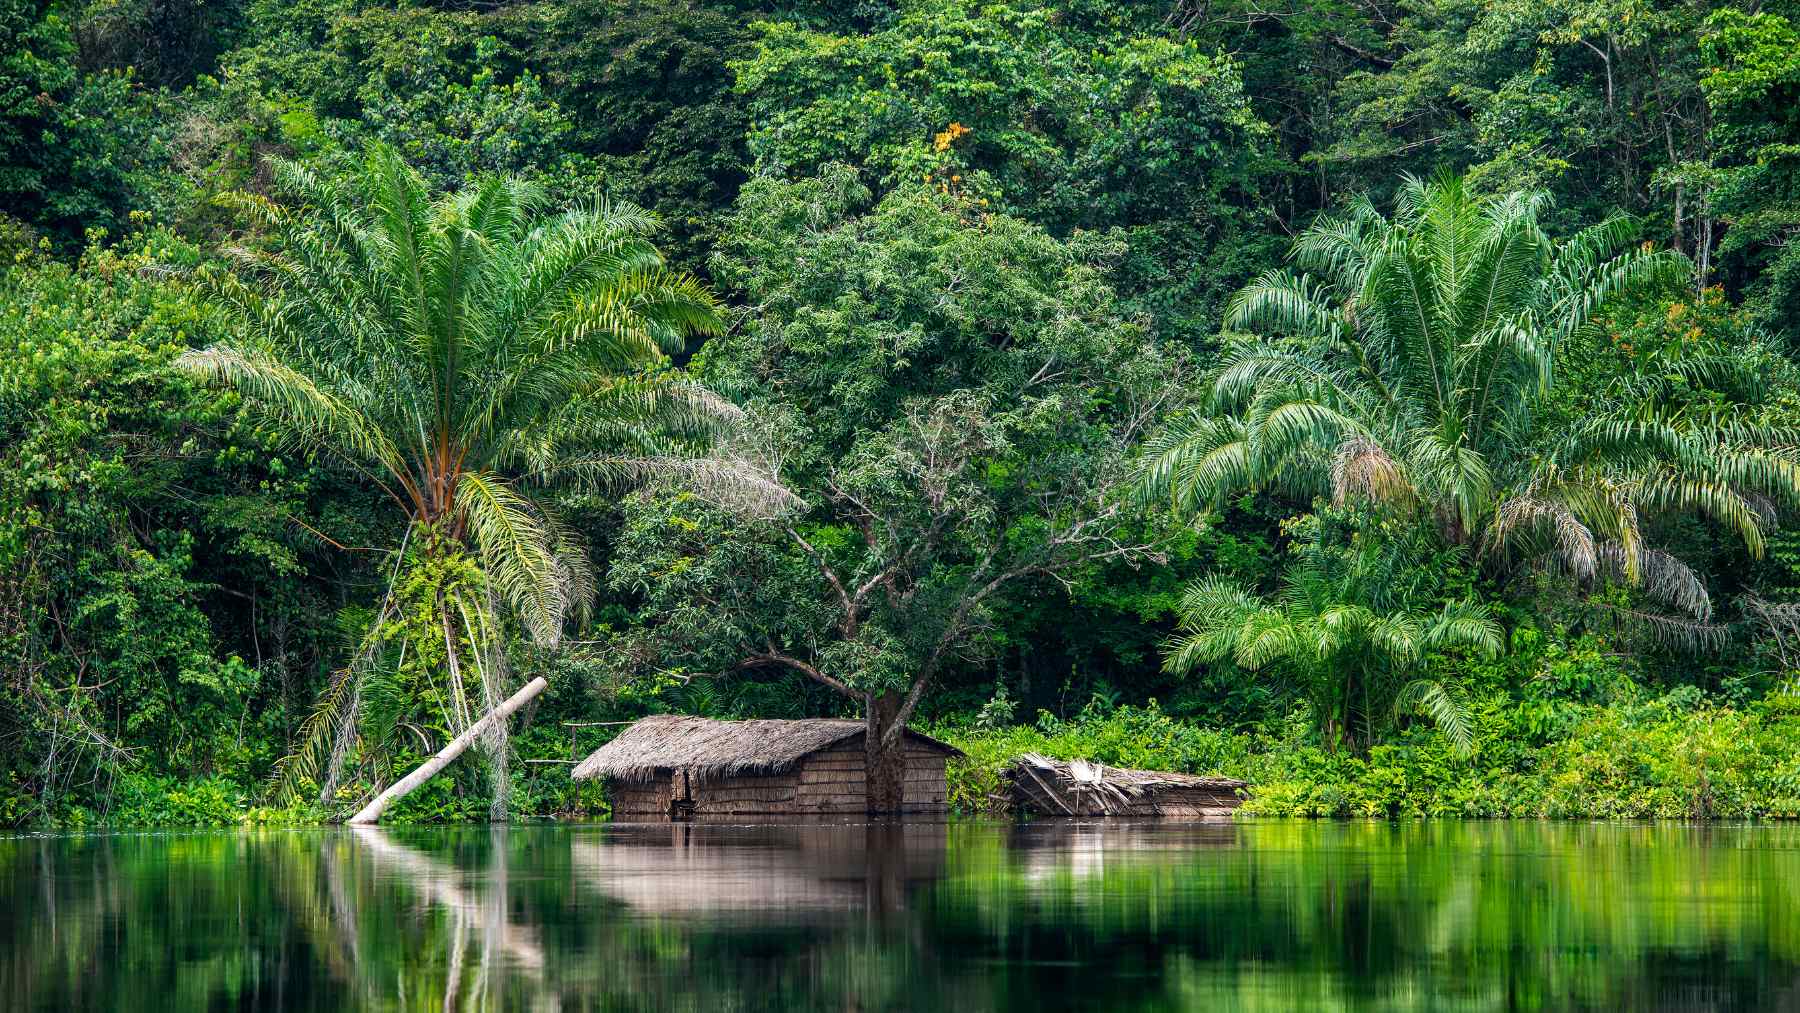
[606,169,1176,811]
[1141,174,1800,637]
[179,144,781,811]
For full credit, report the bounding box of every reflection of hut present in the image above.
[1006,753,1246,818]
[571,716,962,817]
[572,823,948,918]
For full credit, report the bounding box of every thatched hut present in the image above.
[572,715,962,817]
[1006,753,1246,818]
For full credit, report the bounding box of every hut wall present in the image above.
[607,736,954,816]
[796,743,868,813]
[611,770,805,816]
[692,771,801,814]
[609,772,673,817]
[901,744,949,814]
[788,739,951,814]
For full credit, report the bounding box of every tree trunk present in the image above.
[346,676,547,825]
[865,692,907,815]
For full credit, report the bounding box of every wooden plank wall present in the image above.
[610,772,672,816]
[795,743,866,813]
[689,771,801,813]
[605,738,953,815]
[794,742,951,814]
[901,745,949,814]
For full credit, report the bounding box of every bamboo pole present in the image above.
[346,677,548,825]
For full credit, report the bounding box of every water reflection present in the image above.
[2,821,1798,1010]
[572,822,948,920]
[344,826,545,1001]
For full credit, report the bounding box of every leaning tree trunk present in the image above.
[865,692,907,815]
[346,676,548,825]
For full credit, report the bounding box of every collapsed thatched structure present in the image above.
[1006,753,1246,818]
[572,715,962,817]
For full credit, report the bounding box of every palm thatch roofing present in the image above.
[571,715,962,782]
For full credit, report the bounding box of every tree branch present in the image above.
[734,642,856,699]
[785,526,859,636]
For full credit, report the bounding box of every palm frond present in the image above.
[1595,602,1731,653]
[266,599,397,807]
[1224,270,1348,345]
[1596,542,1712,621]
[547,454,802,519]
[1422,599,1504,658]
[1637,474,1770,559]
[1136,412,1258,514]
[1489,495,1598,579]
[1331,436,1414,507]
[176,346,409,482]
[455,471,573,648]
[1394,679,1474,757]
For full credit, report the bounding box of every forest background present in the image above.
[6,0,1800,826]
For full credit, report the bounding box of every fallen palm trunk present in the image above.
[1005,753,1246,818]
[346,676,548,825]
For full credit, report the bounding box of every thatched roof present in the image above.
[572,715,962,781]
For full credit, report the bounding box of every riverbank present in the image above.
[940,693,1800,820]
[15,686,1799,828]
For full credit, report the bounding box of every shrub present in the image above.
[105,774,247,828]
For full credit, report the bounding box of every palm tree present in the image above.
[181,144,789,808]
[1142,174,1800,635]
[1164,557,1502,754]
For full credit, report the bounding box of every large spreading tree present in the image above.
[604,168,1180,810]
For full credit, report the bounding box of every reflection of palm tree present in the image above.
[311,836,367,990]
[283,827,551,1010]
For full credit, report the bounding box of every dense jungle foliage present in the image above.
[5,0,1800,826]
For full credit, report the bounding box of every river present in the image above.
[3,820,1797,1010]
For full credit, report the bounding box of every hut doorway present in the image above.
[669,768,697,821]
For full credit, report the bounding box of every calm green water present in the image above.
[4,821,1799,1011]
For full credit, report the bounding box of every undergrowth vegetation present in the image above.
[943,690,1800,821]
